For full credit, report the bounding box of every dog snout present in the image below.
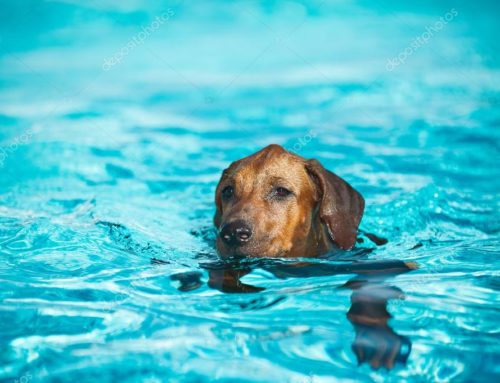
[219,220,253,246]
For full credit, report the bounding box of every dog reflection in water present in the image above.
[163,258,415,370]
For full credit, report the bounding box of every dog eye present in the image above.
[221,186,234,199]
[274,187,292,198]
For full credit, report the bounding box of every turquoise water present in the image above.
[1,1,500,382]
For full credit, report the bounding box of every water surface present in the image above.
[1,1,499,382]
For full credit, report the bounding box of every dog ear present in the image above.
[306,159,365,250]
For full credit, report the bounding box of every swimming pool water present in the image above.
[1,1,499,382]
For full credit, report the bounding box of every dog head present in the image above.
[214,144,364,258]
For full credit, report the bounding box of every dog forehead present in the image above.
[231,148,308,187]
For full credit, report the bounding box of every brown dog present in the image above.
[214,144,365,257]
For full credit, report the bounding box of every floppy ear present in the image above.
[306,159,365,250]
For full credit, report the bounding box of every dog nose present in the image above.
[219,220,252,246]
